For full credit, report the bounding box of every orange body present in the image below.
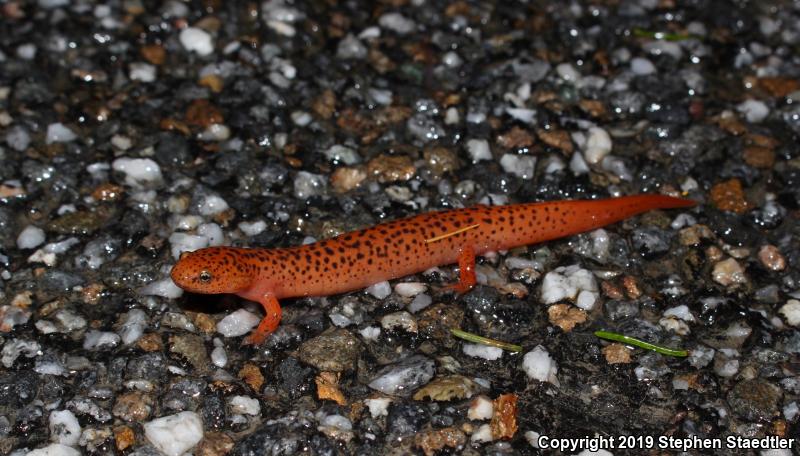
[171,195,695,343]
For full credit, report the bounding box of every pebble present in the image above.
[129,62,156,82]
[522,346,559,385]
[25,444,81,456]
[582,127,612,164]
[727,379,782,421]
[499,154,536,179]
[296,329,362,372]
[228,395,261,416]
[366,281,392,299]
[112,157,163,188]
[468,395,494,420]
[216,309,260,338]
[336,34,367,60]
[737,99,769,123]
[119,309,148,345]
[466,139,492,163]
[293,171,327,199]
[630,57,656,75]
[540,265,598,305]
[779,300,800,327]
[381,311,418,333]
[394,282,427,298]
[48,410,81,446]
[83,330,121,350]
[711,258,748,287]
[45,123,77,144]
[179,27,214,56]
[143,411,204,456]
[758,244,786,271]
[462,343,503,361]
[16,225,45,249]
[323,144,361,165]
[378,12,416,34]
[368,355,435,396]
[365,397,392,418]
[1,339,41,368]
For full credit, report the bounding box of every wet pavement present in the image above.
[1,1,800,455]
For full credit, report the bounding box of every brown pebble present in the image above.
[114,425,135,451]
[195,431,235,456]
[537,128,573,154]
[136,333,163,352]
[316,371,347,405]
[312,88,337,119]
[113,391,153,421]
[366,154,416,183]
[578,99,607,118]
[81,283,105,305]
[600,281,624,300]
[92,183,124,202]
[190,312,216,334]
[140,44,166,65]
[490,393,518,440]
[602,343,632,364]
[497,126,535,149]
[710,179,750,214]
[758,244,786,271]
[742,146,775,169]
[185,99,224,128]
[679,224,715,246]
[423,147,460,177]
[414,427,467,456]
[622,275,642,299]
[238,363,264,391]
[547,304,587,332]
[758,77,800,98]
[199,74,224,93]
[330,167,367,193]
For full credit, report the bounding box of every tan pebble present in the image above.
[330,167,367,193]
[547,304,587,332]
[602,343,632,364]
[712,258,747,287]
[113,425,135,451]
[366,154,416,183]
[758,244,786,271]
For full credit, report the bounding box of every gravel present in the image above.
[2,1,799,454]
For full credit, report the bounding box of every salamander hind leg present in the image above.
[444,247,477,294]
[243,293,282,345]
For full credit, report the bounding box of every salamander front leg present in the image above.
[444,247,477,294]
[243,293,282,345]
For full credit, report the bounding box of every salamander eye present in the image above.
[198,270,212,283]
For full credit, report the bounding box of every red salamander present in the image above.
[170,194,695,344]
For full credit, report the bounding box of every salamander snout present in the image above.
[170,247,255,294]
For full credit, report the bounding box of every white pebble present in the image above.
[575,289,598,311]
[216,309,261,337]
[239,220,267,236]
[179,27,214,56]
[17,43,37,60]
[378,12,416,34]
[663,304,696,322]
[569,150,590,175]
[582,127,612,164]
[366,281,392,299]
[211,338,227,367]
[198,195,229,216]
[119,309,148,345]
[471,424,493,443]
[46,123,77,144]
[783,402,799,421]
[83,331,120,350]
[112,157,163,188]
[17,225,45,249]
[25,444,81,456]
[198,124,231,142]
[555,63,580,82]
[522,345,559,385]
[197,223,224,246]
[630,57,656,75]
[380,311,417,333]
[291,111,312,126]
[408,293,432,313]
[499,154,537,180]
[737,99,769,123]
[505,108,537,124]
[462,343,503,360]
[323,144,361,165]
[143,411,204,456]
[779,300,800,327]
[293,171,327,199]
[129,62,156,82]
[467,395,494,420]
[466,139,492,163]
[228,396,261,416]
[140,277,184,299]
[110,135,133,150]
[49,410,81,446]
[364,397,392,418]
[359,326,381,341]
[394,282,426,298]
[712,258,747,286]
[169,233,209,260]
[540,265,598,304]
[1,338,41,368]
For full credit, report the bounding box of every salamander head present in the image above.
[170,247,255,294]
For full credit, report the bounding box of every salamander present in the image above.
[170,194,695,344]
